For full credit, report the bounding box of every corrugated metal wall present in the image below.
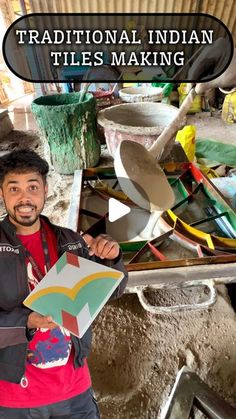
[28,0,236,43]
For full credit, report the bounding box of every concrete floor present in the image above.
[188,111,236,145]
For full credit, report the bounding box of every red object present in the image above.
[93,89,113,98]
[62,310,80,336]
[66,252,80,268]
[148,242,166,261]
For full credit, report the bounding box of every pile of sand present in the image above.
[91,287,236,418]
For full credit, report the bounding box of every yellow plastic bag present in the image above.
[178,83,202,113]
[176,125,196,162]
[222,92,236,123]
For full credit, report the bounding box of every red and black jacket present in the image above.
[0,215,128,383]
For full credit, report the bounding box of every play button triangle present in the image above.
[108,198,131,222]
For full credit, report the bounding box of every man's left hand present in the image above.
[82,233,120,260]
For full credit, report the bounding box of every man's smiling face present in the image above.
[0,171,48,233]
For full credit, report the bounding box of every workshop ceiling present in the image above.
[9,0,236,43]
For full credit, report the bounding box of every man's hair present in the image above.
[0,149,49,185]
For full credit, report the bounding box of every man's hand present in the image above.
[27,312,57,330]
[82,233,120,260]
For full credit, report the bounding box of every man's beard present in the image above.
[5,202,44,227]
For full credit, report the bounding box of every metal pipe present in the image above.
[19,0,28,15]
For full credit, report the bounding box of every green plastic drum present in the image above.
[31,92,100,174]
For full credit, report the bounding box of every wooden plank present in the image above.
[125,254,236,272]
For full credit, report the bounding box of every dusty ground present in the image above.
[91,287,236,418]
[188,111,236,145]
[0,110,236,418]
